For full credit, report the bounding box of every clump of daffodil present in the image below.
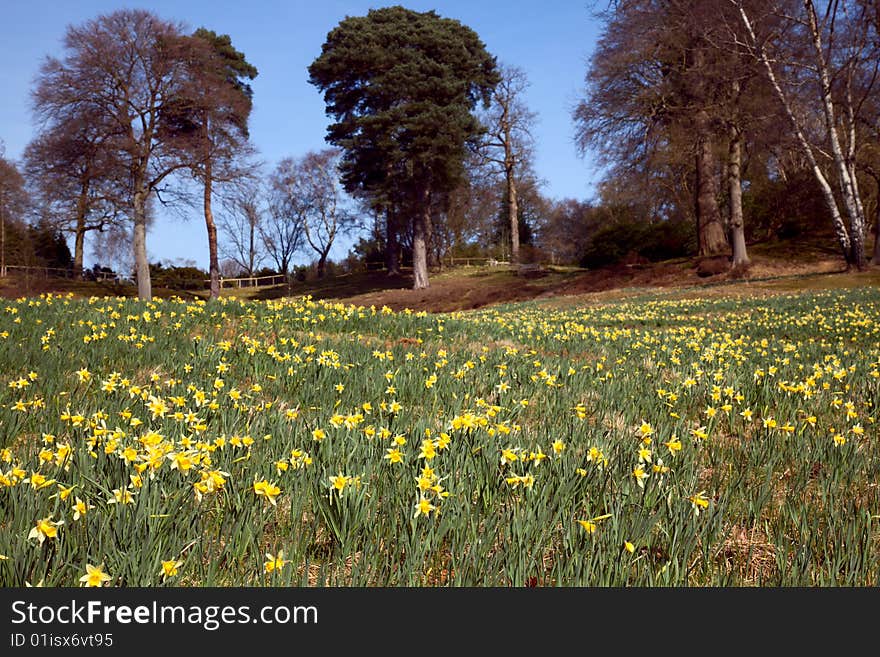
[505,473,536,490]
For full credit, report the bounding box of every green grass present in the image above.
[0,285,878,586]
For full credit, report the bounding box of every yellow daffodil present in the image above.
[264,551,287,574]
[253,479,281,505]
[28,516,63,544]
[413,497,436,518]
[577,513,612,534]
[688,492,711,516]
[79,563,111,587]
[72,497,94,521]
[329,473,351,494]
[161,559,183,580]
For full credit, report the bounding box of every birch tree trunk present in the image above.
[804,0,866,269]
[737,2,854,264]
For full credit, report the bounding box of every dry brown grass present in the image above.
[3,234,877,313]
[714,524,778,584]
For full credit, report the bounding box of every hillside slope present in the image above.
[1,236,877,310]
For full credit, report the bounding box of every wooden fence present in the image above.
[364,257,511,271]
[0,266,289,290]
[0,265,119,281]
[206,274,289,289]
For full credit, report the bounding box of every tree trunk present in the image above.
[695,110,728,256]
[507,165,519,265]
[202,118,220,299]
[317,252,328,278]
[248,211,256,276]
[73,225,86,279]
[849,216,866,270]
[737,3,853,264]
[132,189,151,300]
[872,201,880,265]
[386,207,400,276]
[204,159,220,300]
[0,203,5,277]
[412,186,430,290]
[728,124,749,268]
[425,203,440,269]
[804,0,865,269]
[843,149,867,269]
[73,179,88,278]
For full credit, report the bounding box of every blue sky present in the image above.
[0,1,602,270]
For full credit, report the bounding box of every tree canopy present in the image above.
[308,5,499,288]
[161,27,258,298]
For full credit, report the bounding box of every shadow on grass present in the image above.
[239,270,414,301]
[0,275,139,299]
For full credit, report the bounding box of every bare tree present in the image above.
[90,222,134,279]
[33,10,191,299]
[218,177,265,277]
[734,0,876,269]
[0,153,31,276]
[161,29,258,298]
[687,39,731,257]
[574,1,737,257]
[537,198,599,266]
[477,64,537,264]
[714,47,773,269]
[443,155,501,256]
[273,150,355,278]
[262,163,306,277]
[24,108,125,277]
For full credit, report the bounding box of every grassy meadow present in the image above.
[0,286,878,586]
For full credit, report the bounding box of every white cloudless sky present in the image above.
[0,1,603,270]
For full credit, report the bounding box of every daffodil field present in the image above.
[1,288,878,586]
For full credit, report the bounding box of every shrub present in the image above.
[579,217,695,269]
